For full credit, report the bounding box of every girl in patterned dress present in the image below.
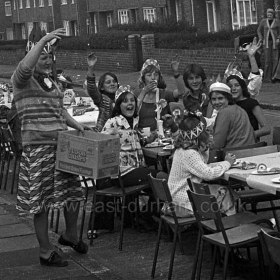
[12,28,91,267]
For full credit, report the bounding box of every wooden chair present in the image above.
[225,145,280,230]
[148,174,196,280]
[187,189,273,280]
[258,229,280,280]
[87,173,149,251]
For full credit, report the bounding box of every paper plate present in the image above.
[231,162,257,170]
[271,177,280,184]
[251,170,280,175]
[145,142,168,148]
[163,144,174,150]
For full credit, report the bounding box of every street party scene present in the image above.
[1,2,280,280]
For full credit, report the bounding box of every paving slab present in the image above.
[0,235,38,253]
[0,223,34,238]
[0,214,20,225]
[0,207,8,215]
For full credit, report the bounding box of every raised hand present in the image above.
[171,55,180,74]
[87,52,97,68]
[247,37,262,56]
[43,28,66,43]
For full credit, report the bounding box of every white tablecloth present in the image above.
[224,152,280,194]
[71,110,99,127]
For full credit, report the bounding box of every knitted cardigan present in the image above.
[257,18,280,49]
[12,61,67,146]
[168,148,230,211]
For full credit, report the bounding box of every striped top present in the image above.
[12,61,68,146]
[87,74,114,132]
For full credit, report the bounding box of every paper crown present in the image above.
[140,58,160,75]
[0,82,9,92]
[209,81,231,94]
[224,61,244,80]
[26,27,57,54]
[179,121,205,141]
[115,85,134,102]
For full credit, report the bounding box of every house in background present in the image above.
[0,0,13,40]
[1,0,87,40]
[0,0,278,40]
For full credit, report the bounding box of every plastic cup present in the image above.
[142,127,151,137]
[67,107,73,116]
[157,120,164,137]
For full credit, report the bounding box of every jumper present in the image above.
[102,115,145,176]
[136,88,176,131]
[212,104,255,150]
[87,73,114,132]
[236,98,259,130]
[11,61,67,146]
[168,148,231,212]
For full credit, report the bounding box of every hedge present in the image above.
[0,23,258,51]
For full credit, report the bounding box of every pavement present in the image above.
[0,64,279,280]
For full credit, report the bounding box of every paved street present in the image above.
[0,64,280,279]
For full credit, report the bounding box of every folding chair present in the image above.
[258,229,280,280]
[187,178,269,279]
[187,189,274,280]
[148,174,196,280]
[87,173,150,251]
[0,124,21,194]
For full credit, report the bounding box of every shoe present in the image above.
[58,235,88,254]
[87,229,98,240]
[232,251,250,264]
[39,251,68,267]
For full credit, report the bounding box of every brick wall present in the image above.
[141,34,235,76]
[0,35,235,76]
[56,50,134,72]
[0,48,134,73]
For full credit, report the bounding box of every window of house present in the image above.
[175,0,180,22]
[5,1,12,16]
[26,0,30,8]
[19,0,23,9]
[143,8,156,23]
[13,0,16,10]
[39,0,44,7]
[61,0,67,4]
[107,13,112,28]
[21,24,26,39]
[6,28,13,40]
[48,0,52,6]
[206,0,217,32]
[63,20,70,35]
[118,9,129,24]
[231,0,257,29]
[33,0,36,7]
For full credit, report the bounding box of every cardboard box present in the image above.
[56,130,120,179]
